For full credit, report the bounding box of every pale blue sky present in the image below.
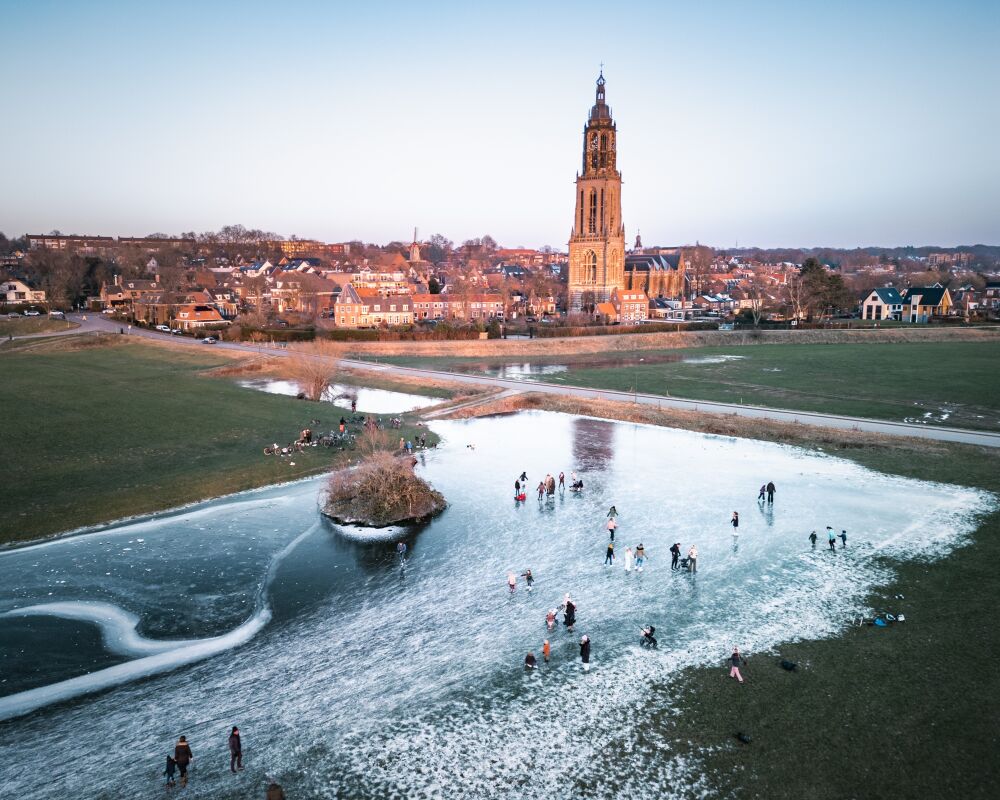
[1,0,997,248]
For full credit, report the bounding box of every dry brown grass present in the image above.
[324,451,446,526]
[344,325,1000,358]
[441,390,944,455]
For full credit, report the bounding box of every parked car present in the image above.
[201,336,217,344]
[101,308,116,314]
[170,329,183,335]
[155,325,171,332]
[7,311,20,317]
[24,309,41,316]
[49,310,65,318]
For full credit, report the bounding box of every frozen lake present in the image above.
[0,411,993,799]
[237,378,441,413]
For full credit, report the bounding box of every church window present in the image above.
[600,189,604,231]
[588,189,597,233]
[584,250,597,283]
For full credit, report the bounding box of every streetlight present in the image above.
[634,357,644,403]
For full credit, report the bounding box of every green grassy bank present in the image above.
[373,340,1000,431]
[0,342,437,545]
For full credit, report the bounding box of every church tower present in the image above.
[568,71,625,313]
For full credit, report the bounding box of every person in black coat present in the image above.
[229,726,243,773]
[670,542,681,570]
[766,481,776,504]
[580,635,591,671]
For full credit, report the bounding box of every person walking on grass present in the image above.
[839,529,848,549]
[809,530,817,549]
[729,646,745,683]
[580,635,592,672]
[604,541,615,566]
[827,527,837,551]
[670,542,681,570]
[606,517,617,541]
[766,481,776,504]
[174,736,193,787]
[228,726,243,773]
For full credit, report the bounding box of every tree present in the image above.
[428,276,442,294]
[747,274,770,327]
[283,341,345,401]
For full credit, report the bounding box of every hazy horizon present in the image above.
[2,0,997,249]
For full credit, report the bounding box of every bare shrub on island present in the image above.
[324,452,446,526]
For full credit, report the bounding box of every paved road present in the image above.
[20,314,1000,450]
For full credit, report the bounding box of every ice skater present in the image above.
[524,651,537,670]
[396,541,407,558]
[604,541,615,565]
[519,471,528,483]
[729,646,746,683]
[514,478,521,497]
[670,542,681,570]
[809,530,817,549]
[635,543,646,571]
[228,727,243,773]
[543,639,551,663]
[562,595,576,631]
[687,545,698,573]
[758,484,766,502]
[507,572,517,593]
[558,472,565,490]
[537,481,545,501]
[580,635,591,672]
[624,546,634,573]
[174,736,193,788]
[546,608,557,631]
[607,505,618,519]
[839,529,848,548]
[606,517,617,540]
[731,511,740,531]
[164,755,177,787]
[521,569,535,591]
[827,527,837,551]
[640,625,657,648]
[766,481,776,504]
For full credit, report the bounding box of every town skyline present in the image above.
[3,1,998,249]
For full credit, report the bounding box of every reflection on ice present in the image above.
[238,378,440,413]
[0,411,994,799]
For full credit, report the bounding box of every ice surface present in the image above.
[0,410,992,799]
[238,378,439,412]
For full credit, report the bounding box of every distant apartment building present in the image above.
[927,252,973,267]
[28,234,116,255]
[279,239,325,258]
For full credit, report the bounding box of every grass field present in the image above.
[0,342,437,545]
[0,316,76,336]
[374,340,1000,430]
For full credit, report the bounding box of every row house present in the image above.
[270,272,341,315]
[411,293,448,320]
[333,285,414,327]
[101,275,163,308]
[444,293,505,321]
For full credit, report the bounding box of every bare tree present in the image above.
[283,340,346,401]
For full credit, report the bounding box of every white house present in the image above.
[1,278,47,306]
[861,287,904,321]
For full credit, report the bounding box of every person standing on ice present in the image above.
[228,726,243,773]
[524,651,537,670]
[687,545,698,573]
[758,484,766,502]
[521,569,534,591]
[624,546,634,573]
[546,608,557,631]
[606,516,617,541]
[519,471,528,483]
[543,639,551,663]
[607,505,618,519]
[507,573,517,593]
[635,543,647,571]
[809,530,818,549]
[562,595,576,631]
[827,527,837,551]
[558,471,565,490]
[604,541,615,565]
[670,542,681,570]
[514,478,521,497]
[173,736,193,787]
[731,511,740,531]
[839,529,848,548]
[766,481,776,504]
[580,635,592,672]
[537,481,545,501]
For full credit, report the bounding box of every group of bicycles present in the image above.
[263,418,359,457]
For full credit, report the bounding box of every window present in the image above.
[588,190,597,233]
[584,250,597,284]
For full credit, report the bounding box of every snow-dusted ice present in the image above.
[0,410,993,799]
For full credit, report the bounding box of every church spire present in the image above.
[590,68,611,122]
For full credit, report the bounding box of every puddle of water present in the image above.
[680,354,747,365]
[0,411,993,799]
[239,378,439,413]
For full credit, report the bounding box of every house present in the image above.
[595,301,618,324]
[173,304,227,330]
[984,281,1000,314]
[861,287,904,321]
[612,288,649,323]
[902,286,953,323]
[100,275,163,309]
[270,272,341,315]
[444,293,505,321]
[333,285,414,327]
[411,293,448,320]
[1,278,46,306]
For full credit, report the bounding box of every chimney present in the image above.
[114,274,121,286]
[155,274,161,284]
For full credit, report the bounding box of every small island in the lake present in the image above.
[323,452,447,527]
